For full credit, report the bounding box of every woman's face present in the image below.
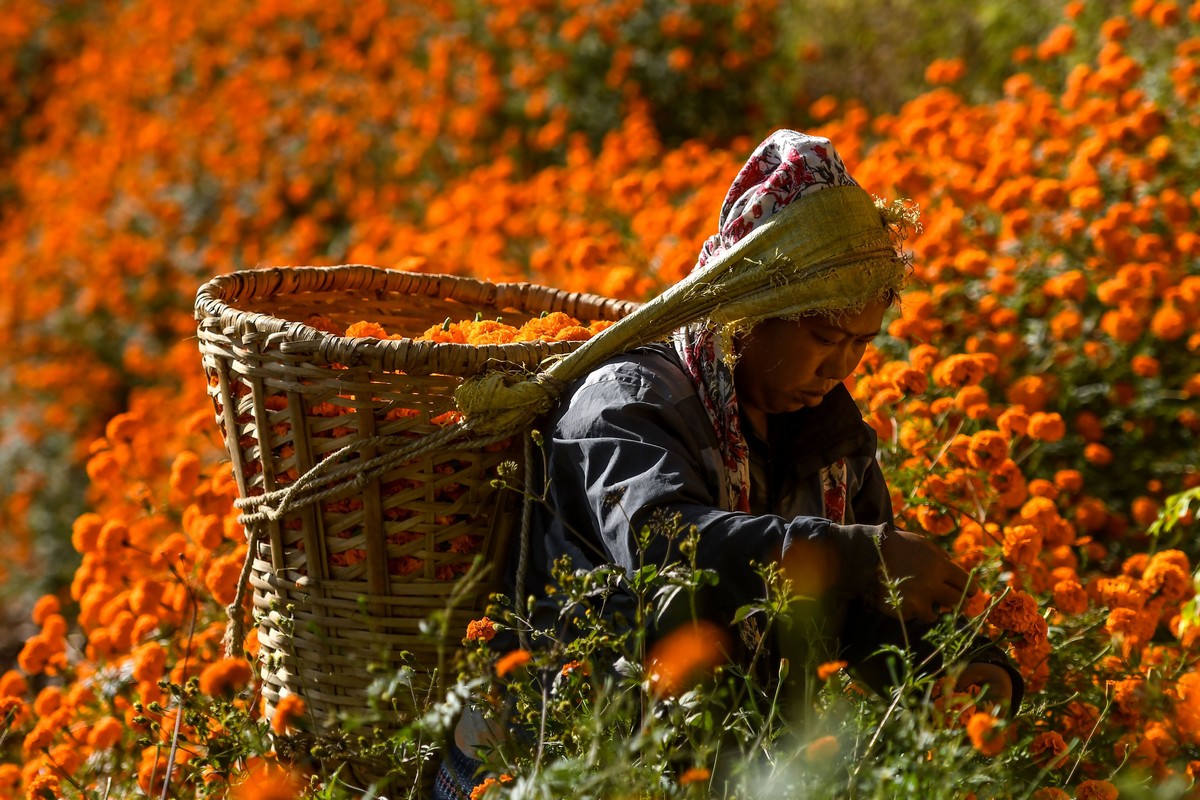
[734,298,888,421]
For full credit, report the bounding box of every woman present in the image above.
[434,130,1022,799]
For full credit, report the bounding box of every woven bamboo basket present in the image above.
[194,265,638,742]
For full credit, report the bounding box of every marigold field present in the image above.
[1,0,1200,798]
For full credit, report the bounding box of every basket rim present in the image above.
[194,264,640,374]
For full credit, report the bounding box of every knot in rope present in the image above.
[455,370,564,436]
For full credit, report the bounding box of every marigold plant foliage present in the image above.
[1,0,1199,798]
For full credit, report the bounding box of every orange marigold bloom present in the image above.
[1005,375,1055,412]
[132,642,167,683]
[1027,412,1065,442]
[345,320,390,339]
[932,354,989,388]
[71,512,104,554]
[231,759,306,800]
[0,697,27,728]
[1029,731,1069,768]
[1053,580,1089,615]
[169,450,202,502]
[1002,524,1043,568]
[804,734,841,762]
[1076,779,1119,800]
[916,504,957,536]
[23,720,55,754]
[1131,354,1160,378]
[1130,495,1161,527]
[466,617,497,642]
[24,775,60,799]
[816,660,848,681]
[988,589,1041,637]
[647,621,729,697]
[32,686,62,716]
[198,657,254,697]
[678,767,711,786]
[968,430,1010,471]
[495,649,533,679]
[1054,469,1084,493]
[966,712,1006,756]
[271,694,307,735]
[87,716,124,750]
[1084,442,1114,466]
[31,595,61,626]
[0,669,27,698]
[1150,303,1187,340]
[1031,789,1070,800]
[1142,550,1192,602]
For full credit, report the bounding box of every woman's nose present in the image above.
[820,344,858,381]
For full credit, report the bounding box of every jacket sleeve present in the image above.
[543,362,887,632]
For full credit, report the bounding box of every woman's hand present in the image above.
[876,528,975,623]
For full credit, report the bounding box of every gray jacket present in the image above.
[508,343,1023,707]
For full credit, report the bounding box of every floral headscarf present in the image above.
[672,131,859,518]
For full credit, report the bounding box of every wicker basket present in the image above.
[194,265,637,738]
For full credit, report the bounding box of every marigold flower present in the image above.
[988,590,1041,638]
[469,775,513,799]
[24,775,61,799]
[199,657,254,697]
[968,430,1010,471]
[678,767,711,786]
[647,621,729,697]
[132,642,167,683]
[916,505,956,536]
[494,649,533,679]
[271,694,307,735]
[1027,412,1065,442]
[1052,580,1089,616]
[816,660,848,681]
[804,734,841,762]
[1084,442,1114,466]
[1031,789,1070,800]
[31,595,61,627]
[0,669,27,698]
[1002,524,1043,567]
[1029,730,1069,768]
[1076,779,1119,800]
[560,659,589,678]
[466,617,497,642]
[966,712,1006,756]
[88,715,124,750]
[23,720,55,754]
[230,759,306,800]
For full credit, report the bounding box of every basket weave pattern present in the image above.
[194,265,636,731]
